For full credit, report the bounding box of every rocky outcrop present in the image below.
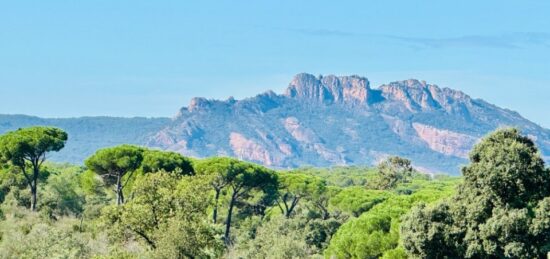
[412,123,478,158]
[285,73,374,104]
[283,117,320,144]
[229,132,273,165]
[379,79,473,114]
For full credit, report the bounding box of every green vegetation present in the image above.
[0,127,548,258]
[0,127,68,211]
[401,129,550,258]
[85,145,144,205]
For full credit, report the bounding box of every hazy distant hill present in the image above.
[2,73,549,174]
[0,115,169,163]
[148,73,550,174]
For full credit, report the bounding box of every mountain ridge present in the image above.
[1,73,549,174]
[148,73,550,174]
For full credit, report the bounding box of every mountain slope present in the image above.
[148,73,550,174]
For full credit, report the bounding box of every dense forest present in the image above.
[0,127,548,258]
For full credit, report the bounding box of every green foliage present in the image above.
[101,172,223,258]
[330,187,391,217]
[294,166,377,187]
[2,126,548,258]
[195,157,279,244]
[140,149,194,175]
[0,127,68,168]
[40,164,86,219]
[0,126,67,210]
[0,206,92,259]
[277,172,326,218]
[0,165,27,204]
[401,128,550,258]
[229,216,317,259]
[325,180,455,258]
[368,156,414,190]
[85,145,144,187]
[85,145,144,205]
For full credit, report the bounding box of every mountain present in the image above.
[148,73,550,174]
[2,73,549,174]
[0,115,169,163]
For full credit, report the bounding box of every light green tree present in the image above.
[101,172,223,257]
[325,184,453,258]
[277,173,326,218]
[369,156,413,190]
[329,187,391,217]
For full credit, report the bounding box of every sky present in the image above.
[1,0,549,127]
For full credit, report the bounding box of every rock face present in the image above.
[285,73,375,104]
[146,73,550,174]
[412,123,477,158]
[229,132,273,165]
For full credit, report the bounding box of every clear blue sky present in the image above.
[1,1,549,127]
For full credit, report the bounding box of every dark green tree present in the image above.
[0,127,67,211]
[223,162,277,245]
[196,157,278,245]
[140,149,194,175]
[401,128,550,258]
[194,157,241,224]
[85,145,143,205]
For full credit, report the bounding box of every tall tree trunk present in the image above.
[116,174,124,205]
[30,183,37,211]
[286,197,299,218]
[30,163,39,211]
[213,189,220,223]
[224,192,237,245]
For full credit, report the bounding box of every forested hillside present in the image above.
[0,115,169,163]
[0,126,548,258]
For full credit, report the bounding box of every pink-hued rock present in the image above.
[413,123,477,158]
[283,117,320,143]
[229,132,273,165]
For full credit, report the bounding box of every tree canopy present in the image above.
[0,127,67,210]
[195,157,278,245]
[85,145,144,205]
[276,172,326,218]
[401,128,550,258]
[140,149,194,175]
[1,126,549,258]
[369,156,414,190]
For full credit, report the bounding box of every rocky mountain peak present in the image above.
[285,73,373,104]
[379,79,473,113]
[187,97,212,112]
[141,72,550,174]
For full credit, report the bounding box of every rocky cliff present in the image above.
[148,73,550,174]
